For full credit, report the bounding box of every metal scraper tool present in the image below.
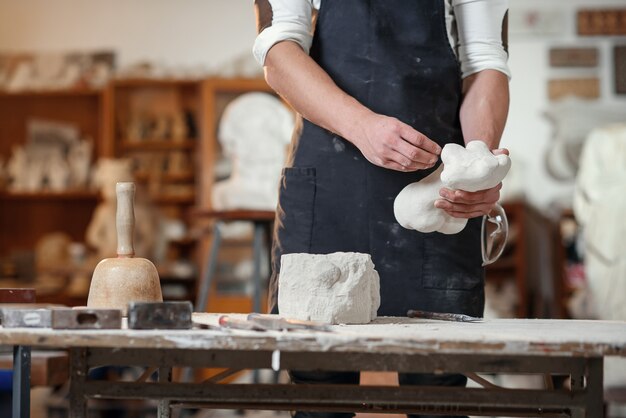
[407,309,482,323]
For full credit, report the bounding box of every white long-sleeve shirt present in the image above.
[253,0,511,80]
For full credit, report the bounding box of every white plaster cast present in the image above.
[394,165,467,234]
[278,252,380,325]
[440,141,511,192]
[211,92,293,211]
[394,140,511,234]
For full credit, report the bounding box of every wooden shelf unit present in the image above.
[0,88,109,258]
[109,78,203,213]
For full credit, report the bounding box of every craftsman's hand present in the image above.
[351,114,441,172]
[435,148,509,218]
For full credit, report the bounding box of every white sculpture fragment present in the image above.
[211,93,293,211]
[394,141,511,234]
[278,252,380,325]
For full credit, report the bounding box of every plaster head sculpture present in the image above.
[394,140,511,235]
[211,92,294,211]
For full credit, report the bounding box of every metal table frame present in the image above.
[14,347,601,418]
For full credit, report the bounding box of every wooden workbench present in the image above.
[2,314,626,418]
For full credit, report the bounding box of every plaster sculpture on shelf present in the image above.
[278,252,380,324]
[394,140,511,234]
[24,158,45,192]
[171,112,188,142]
[6,60,35,92]
[211,92,294,211]
[6,146,29,191]
[86,158,158,260]
[544,97,626,182]
[67,138,93,188]
[45,149,71,191]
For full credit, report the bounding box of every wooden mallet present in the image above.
[87,182,162,315]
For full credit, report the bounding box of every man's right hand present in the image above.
[351,113,442,172]
[263,41,441,172]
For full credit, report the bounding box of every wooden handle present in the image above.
[116,182,135,257]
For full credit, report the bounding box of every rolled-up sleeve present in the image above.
[454,0,511,80]
[252,0,316,66]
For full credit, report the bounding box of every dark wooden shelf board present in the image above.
[120,140,196,151]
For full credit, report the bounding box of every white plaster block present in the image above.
[278,252,380,325]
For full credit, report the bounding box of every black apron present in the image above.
[270,0,484,318]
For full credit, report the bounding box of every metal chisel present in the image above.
[407,309,482,323]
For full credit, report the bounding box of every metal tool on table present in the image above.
[128,301,192,330]
[1,308,52,328]
[218,315,268,331]
[407,309,482,323]
[87,182,162,316]
[52,308,122,330]
[246,313,332,332]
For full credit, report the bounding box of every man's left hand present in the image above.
[434,148,509,218]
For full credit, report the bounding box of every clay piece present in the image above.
[211,93,293,211]
[278,252,380,325]
[394,141,511,234]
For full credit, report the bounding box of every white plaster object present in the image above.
[7,146,29,191]
[45,150,70,191]
[211,93,293,211]
[394,140,511,234]
[68,138,93,188]
[573,124,626,322]
[543,98,626,181]
[278,252,380,325]
[573,123,626,393]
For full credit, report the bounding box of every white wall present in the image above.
[0,0,257,69]
[1,0,625,209]
[504,0,626,209]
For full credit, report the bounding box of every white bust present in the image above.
[211,92,293,211]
